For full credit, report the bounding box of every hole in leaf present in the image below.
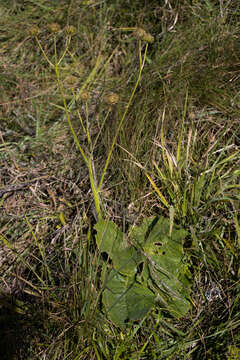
[145,216,158,240]
[137,262,144,274]
[154,242,163,247]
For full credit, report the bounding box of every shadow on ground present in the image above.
[0,292,41,360]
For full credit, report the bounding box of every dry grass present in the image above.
[0,0,240,359]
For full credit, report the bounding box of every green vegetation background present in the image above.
[0,0,240,359]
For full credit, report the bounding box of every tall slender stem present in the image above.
[97,42,148,192]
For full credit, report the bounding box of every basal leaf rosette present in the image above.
[95,220,141,276]
[102,269,155,329]
[95,217,192,327]
[131,217,191,318]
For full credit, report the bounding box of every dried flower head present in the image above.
[72,62,85,77]
[65,25,76,36]
[80,90,90,102]
[29,25,40,37]
[104,92,119,106]
[48,23,61,34]
[64,75,78,86]
[134,28,154,43]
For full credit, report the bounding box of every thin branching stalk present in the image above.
[36,34,149,220]
[54,64,89,165]
[97,42,149,192]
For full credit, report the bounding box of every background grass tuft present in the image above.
[0,0,240,358]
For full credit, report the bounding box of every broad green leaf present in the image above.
[113,246,142,276]
[130,217,154,246]
[95,216,192,326]
[95,219,125,255]
[95,220,141,276]
[132,216,191,317]
[103,269,155,329]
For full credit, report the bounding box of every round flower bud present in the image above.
[72,62,85,77]
[29,25,40,37]
[134,28,154,43]
[80,90,90,102]
[48,23,61,34]
[143,32,154,43]
[64,75,78,86]
[65,25,76,36]
[104,92,119,106]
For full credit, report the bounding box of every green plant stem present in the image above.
[55,65,89,165]
[93,108,111,149]
[35,37,54,68]
[36,35,148,220]
[55,66,102,218]
[57,36,71,66]
[88,160,101,219]
[85,101,92,151]
[97,42,149,192]
[52,43,102,218]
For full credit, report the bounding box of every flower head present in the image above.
[64,75,78,86]
[104,92,119,106]
[80,90,91,102]
[48,23,61,34]
[134,28,154,43]
[65,25,76,36]
[29,25,40,37]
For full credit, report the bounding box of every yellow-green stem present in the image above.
[93,108,111,149]
[88,161,101,219]
[55,65,89,166]
[35,37,54,68]
[36,35,103,219]
[56,67,102,217]
[97,42,149,192]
